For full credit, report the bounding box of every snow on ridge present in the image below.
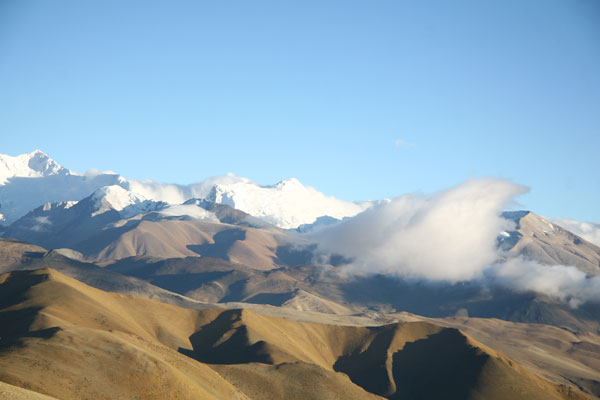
[204,177,369,229]
[92,185,148,212]
[124,175,368,228]
[0,150,69,184]
[90,185,164,218]
[0,151,371,229]
[42,200,78,211]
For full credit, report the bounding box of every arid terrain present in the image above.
[1,152,599,399]
[0,268,594,399]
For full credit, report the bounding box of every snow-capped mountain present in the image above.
[2,185,291,267]
[0,150,370,228]
[203,178,369,229]
[0,151,124,224]
[0,149,69,184]
[90,185,164,218]
[2,185,167,249]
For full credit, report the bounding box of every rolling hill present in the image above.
[0,268,589,399]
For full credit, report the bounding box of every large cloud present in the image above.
[310,178,528,281]
[489,258,600,308]
[310,178,600,307]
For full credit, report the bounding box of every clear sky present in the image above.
[1,0,599,221]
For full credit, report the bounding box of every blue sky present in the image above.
[1,1,599,221]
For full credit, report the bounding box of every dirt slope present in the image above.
[0,269,375,399]
[0,268,587,399]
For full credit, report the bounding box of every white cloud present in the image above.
[158,204,219,222]
[394,139,416,148]
[550,217,600,247]
[124,175,252,205]
[34,216,51,225]
[310,178,600,306]
[488,258,600,308]
[310,178,528,282]
[30,215,52,232]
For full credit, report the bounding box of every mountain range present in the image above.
[1,150,599,399]
[0,150,368,229]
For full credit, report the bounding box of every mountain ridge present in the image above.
[0,150,368,228]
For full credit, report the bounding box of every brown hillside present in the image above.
[0,238,46,273]
[0,269,377,399]
[0,268,588,400]
[80,219,284,270]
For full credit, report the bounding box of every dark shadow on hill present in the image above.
[0,270,50,309]
[275,244,316,266]
[218,279,250,303]
[339,274,490,317]
[333,327,488,399]
[275,243,353,267]
[148,271,232,294]
[340,273,600,332]
[187,229,246,260]
[334,325,399,396]
[244,292,295,306]
[180,309,278,365]
[72,217,142,255]
[0,271,63,347]
[22,251,45,259]
[389,329,487,400]
[571,377,600,398]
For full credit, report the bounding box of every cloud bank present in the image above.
[310,178,600,306]
[311,179,527,281]
[488,258,600,308]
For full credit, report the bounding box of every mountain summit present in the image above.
[0,149,69,184]
[0,150,368,228]
[205,177,368,229]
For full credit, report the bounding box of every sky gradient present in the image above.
[1,0,598,221]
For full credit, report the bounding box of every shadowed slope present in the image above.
[0,269,244,399]
[184,308,587,399]
[107,256,357,314]
[107,254,600,334]
[417,315,600,398]
[0,243,214,311]
[78,218,285,270]
[0,268,590,399]
[0,238,46,273]
[3,197,291,270]
[0,269,381,399]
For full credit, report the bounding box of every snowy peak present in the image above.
[205,177,369,229]
[0,150,69,184]
[272,177,303,189]
[92,185,147,211]
[89,185,165,218]
[0,150,370,229]
[42,200,79,212]
[27,150,67,176]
